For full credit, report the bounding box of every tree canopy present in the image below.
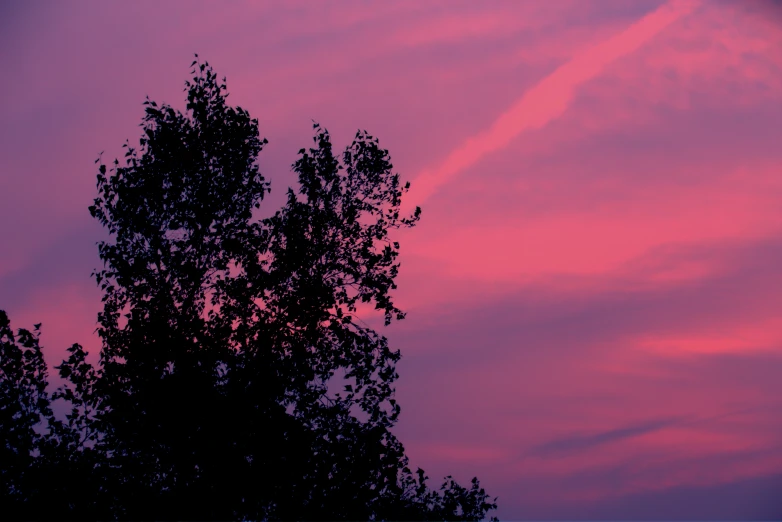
[0,57,498,521]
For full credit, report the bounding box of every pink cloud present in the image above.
[580,1,782,118]
[635,318,782,357]
[404,0,701,210]
[401,163,781,290]
[392,231,780,514]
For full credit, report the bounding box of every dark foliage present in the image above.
[0,57,497,521]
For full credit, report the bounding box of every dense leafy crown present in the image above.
[0,57,497,521]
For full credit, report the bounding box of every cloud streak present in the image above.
[405,0,700,209]
[529,417,687,457]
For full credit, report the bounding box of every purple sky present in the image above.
[1,1,781,519]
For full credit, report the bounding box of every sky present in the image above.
[1,0,781,519]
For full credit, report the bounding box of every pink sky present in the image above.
[1,0,781,518]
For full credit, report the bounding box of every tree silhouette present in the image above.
[0,57,497,521]
[0,311,49,513]
[0,312,106,519]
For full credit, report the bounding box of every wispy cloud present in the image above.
[405,0,700,209]
[528,417,687,457]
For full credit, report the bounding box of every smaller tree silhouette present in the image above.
[0,311,110,520]
[0,311,49,512]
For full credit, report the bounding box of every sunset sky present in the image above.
[1,0,781,519]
